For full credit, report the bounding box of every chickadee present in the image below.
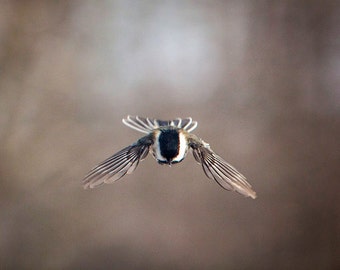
[83,116,256,199]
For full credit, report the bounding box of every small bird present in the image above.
[83,116,256,199]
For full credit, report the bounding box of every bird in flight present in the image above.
[83,116,256,199]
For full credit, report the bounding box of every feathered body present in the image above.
[83,116,256,199]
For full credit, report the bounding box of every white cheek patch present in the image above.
[172,132,188,162]
[152,130,167,162]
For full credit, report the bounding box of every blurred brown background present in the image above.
[0,1,339,269]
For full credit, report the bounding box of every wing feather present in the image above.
[83,135,153,189]
[189,136,257,199]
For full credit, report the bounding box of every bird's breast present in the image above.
[153,129,188,164]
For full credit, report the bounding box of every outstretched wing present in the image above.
[188,136,257,199]
[83,135,153,189]
[122,115,198,133]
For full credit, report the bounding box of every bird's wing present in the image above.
[83,135,153,189]
[188,135,257,199]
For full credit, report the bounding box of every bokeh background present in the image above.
[1,1,339,269]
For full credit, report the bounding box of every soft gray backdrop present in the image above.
[0,1,339,269]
